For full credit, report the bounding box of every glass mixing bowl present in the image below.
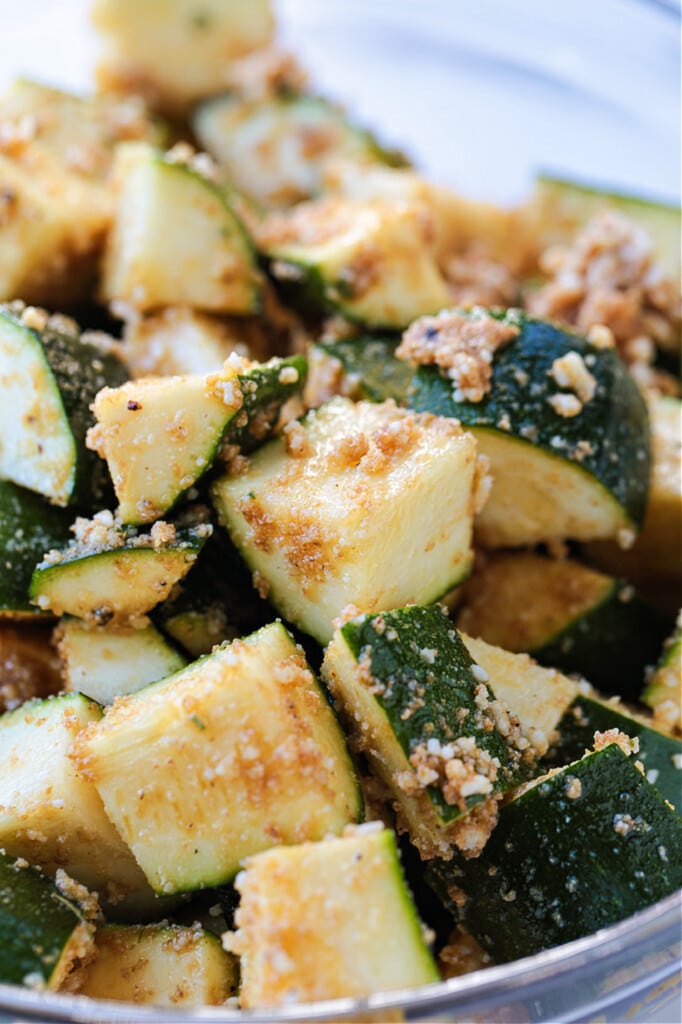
[0,1,679,1021]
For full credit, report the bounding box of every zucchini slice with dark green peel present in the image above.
[193,93,407,208]
[406,311,651,546]
[77,923,237,1005]
[0,480,72,618]
[458,552,671,701]
[102,143,261,314]
[89,354,306,525]
[0,852,92,990]
[0,304,128,507]
[426,743,682,963]
[641,614,682,736]
[75,622,362,895]
[30,518,211,624]
[56,617,187,705]
[322,606,538,861]
[310,333,412,404]
[548,693,682,811]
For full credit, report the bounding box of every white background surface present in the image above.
[1,0,680,204]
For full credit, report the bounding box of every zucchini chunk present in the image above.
[548,692,682,811]
[0,481,72,618]
[88,354,306,525]
[77,923,236,1005]
[30,515,211,624]
[212,397,478,644]
[527,174,681,283]
[194,93,405,208]
[0,692,154,903]
[427,743,682,963]
[584,395,681,613]
[260,197,451,329]
[102,143,261,314]
[57,618,187,706]
[642,613,682,735]
[92,0,275,112]
[310,333,412,405]
[0,851,93,991]
[0,622,62,711]
[230,825,438,1007]
[404,309,651,546]
[322,606,539,860]
[457,552,670,700]
[0,304,128,507]
[74,622,361,894]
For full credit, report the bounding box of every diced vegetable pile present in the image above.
[0,0,680,1010]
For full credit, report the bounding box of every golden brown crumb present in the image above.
[442,242,518,308]
[593,728,640,756]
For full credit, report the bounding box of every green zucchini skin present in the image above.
[426,744,682,963]
[407,312,651,531]
[0,481,73,617]
[0,851,86,988]
[230,354,308,453]
[314,335,412,403]
[530,583,671,702]
[548,695,682,811]
[338,606,536,823]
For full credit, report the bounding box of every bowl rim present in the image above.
[1,888,679,1021]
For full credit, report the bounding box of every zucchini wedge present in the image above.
[457,552,670,701]
[322,606,539,860]
[426,743,682,963]
[0,481,72,618]
[88,354,306,525]
[230,826,438,1008]
[102,143,261,314]
[0,852,93,991]
[74,622,361,894]
[642,614,682,735]
[30,516,211,624]
[260,197,451,329]
[57,618,187,705]
[212,397,478,645]
[77,923,236,1005]
[405,310,651,546]
[194,93,405,208]
[0,304,128,507]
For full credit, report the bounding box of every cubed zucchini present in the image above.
[77,923,236,1005]
[30,517,211,624]
[0,304,128,507]
[73,622,361,894]
[102,143,261,314]
[426,743,682,962]
[230,825,438,1007]
[322,606,539,860]
[0,851,93,991]
[56,618,187,705]
[212,397,478,644]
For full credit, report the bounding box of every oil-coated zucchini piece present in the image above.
[0,304,128,507]
[261,197,451,328]
[426,743,682,963]
[404,310,651,546]
[88,354,305,524]
[74,622,361,894]
[458,552,670,701]
[0,692,154,903]
[102,143,261,314]
[0,852,92,991]
[322,606,539,860]
[642,613,682,735]
[230,825,438,1007]
[0,481,72,618]
[57,618,187,705]
[212,397,479,644]
[194,93,405,208]
[77,923,236,1005]
[548,692,682,811]
[92,0,275,111]
[30,516,211,624]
